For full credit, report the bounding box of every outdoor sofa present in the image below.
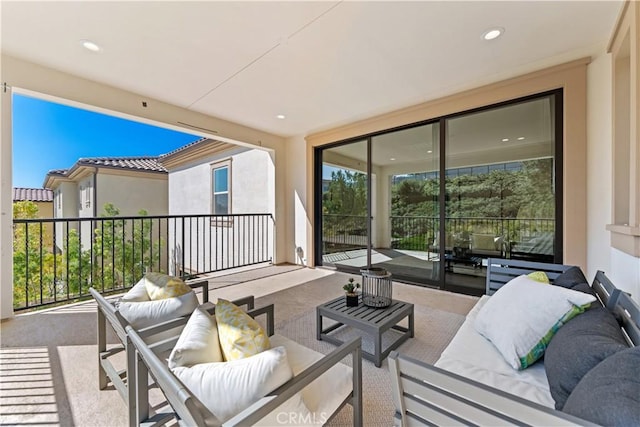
[390,258,640,426]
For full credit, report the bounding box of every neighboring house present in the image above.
[43,156,170,251]
[159,138,275,275]
[12,187,54,219]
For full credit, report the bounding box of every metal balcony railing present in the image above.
[12,213,274,311]
[322,214,555,255]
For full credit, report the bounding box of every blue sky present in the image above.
[12,94,199,188]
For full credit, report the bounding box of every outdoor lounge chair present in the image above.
[89,280,255,427]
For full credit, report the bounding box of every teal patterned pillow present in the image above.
[474,275,596,370]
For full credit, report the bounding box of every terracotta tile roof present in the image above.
[160,137,209,159]
[13,187,54,202]
[76,156,167,172]
[47,169,68,176]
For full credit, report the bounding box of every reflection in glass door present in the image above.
[320,141,370,271]
[369,123,440,285]
[444,94,558,294]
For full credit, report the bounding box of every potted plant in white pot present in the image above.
[343,278,360,307]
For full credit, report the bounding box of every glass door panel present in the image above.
[370,123,441,286]
[444,95,557,295]
[320,141,369,271]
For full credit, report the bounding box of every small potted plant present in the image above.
[343,278,360,307]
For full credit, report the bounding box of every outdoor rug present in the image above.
[274,303,466,426]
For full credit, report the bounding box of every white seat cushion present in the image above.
[117,291,199,330]
[270,334,353,422]
[435,296,554,407]
[172,346,308,423]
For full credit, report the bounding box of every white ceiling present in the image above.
[1,1,623,138]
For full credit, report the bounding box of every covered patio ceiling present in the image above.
[1,1,622,137]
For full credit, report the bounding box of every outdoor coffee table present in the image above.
[316,296,414,367]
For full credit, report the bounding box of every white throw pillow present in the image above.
[474,274,596,370]
[117,291,199,329]
[119,278,150,302]
[172,346,311,423]
[168,306,223,368]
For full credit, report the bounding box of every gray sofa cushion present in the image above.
[545,307,628,410]
[552,266,595,294]
[563,346,640,426]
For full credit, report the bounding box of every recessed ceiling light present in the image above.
[501,138,509,142]
[276,114,286,119]
[427,150,433,154]
[482,27,504,41]
[390,158,396,161]
[517,136,525,140]
[80,39,102,52]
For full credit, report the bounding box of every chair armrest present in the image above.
[223,336,363,427]
[388,351,594,426]
[231,295,255,310]
[89,287,128,341]
[187,280,209,303]
[246,304,275,336]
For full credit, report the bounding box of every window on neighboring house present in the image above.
[85,186,91,208]
[212,163,230,215]
[56,190,61,209]
[78,185,84,210]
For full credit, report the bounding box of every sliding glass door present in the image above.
[320,140,369,271]
[316,91,561,295]
[443,94,559,294]
[369,123,440,284]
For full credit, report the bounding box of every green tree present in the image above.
[92,203,163,291]
[12,201,60,308]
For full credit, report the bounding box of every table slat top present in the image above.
[318,296,413,328]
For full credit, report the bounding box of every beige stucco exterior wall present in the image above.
[95,171,167,216]
[285,135,311,265]
[587,52,614,280]
[587,51,640,300]
[166,147,275,274]
[53,181,79,251]
[33,201,53,219]
[1,83,13,319]
[167,146,274,215]
[305,59,589,271]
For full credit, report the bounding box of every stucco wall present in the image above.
[586,51,640,300]
[54,181,79,251]
[34,201,53,219]
[586,52,614,280]
[285,135,310,265]
[168,147,273,215]
[60,181,78,219]
[166,147,275,274]
[95,172,167,216]
[1,88,13,319]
